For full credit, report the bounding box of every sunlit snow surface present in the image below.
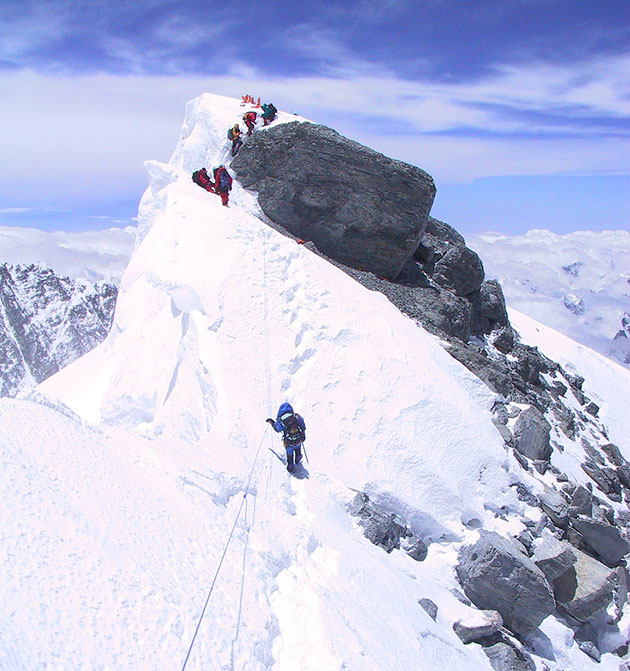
[470,229,630,368]
[1,94,627,670]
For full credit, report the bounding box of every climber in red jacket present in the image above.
[243,110,257,136]
[213,165,233,206]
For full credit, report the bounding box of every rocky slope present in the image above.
[0,263,117,397]
[232,119,630,668]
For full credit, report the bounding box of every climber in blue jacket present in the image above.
[266,402,306,472]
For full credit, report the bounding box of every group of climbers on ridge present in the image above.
[192,99,278,203]
[191,165,233,206]
[229,102,277,156]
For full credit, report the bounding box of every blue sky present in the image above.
[0,0,628,236]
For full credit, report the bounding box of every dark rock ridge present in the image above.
[0,263,117,397]
[232,121,436,281]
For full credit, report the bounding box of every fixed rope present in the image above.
[180,430,267,671]
[180,220,276,670]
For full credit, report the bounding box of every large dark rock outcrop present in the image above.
[232,121,436,280]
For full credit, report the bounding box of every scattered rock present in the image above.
[578,640,601,662]
[402,535,428,562]
[433,245,484,297]
[453,610,503,644]
[492,326,516,354]
[348,492,428,560]
[513,407,552,461]
[418,597,438,621]
[450,588,472,606]
[511,482,538,507]
[348,492,406,552]
[581,437,606,465]
[482,636,536,671]
[568,486,592,518]
[456,531,555,636]
[602,443,625,467]
[617,465,630,490]
[581,461,622,502]
[585,402,600,417]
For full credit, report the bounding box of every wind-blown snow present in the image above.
[2,94,626,670]
[0,224,136,283]
[470,229,630,368]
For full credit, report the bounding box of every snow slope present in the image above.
[470,229,630,368]
[0,224,136,283]
[2,94,627,670]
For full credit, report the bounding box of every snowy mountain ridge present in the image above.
[0,262,117,397]
[2,93,630,670]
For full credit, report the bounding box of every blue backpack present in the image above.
[219,169,230,190]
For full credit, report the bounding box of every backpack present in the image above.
[227,128,234,140]
[268,103,277,115]
[218,169,230,190]
[192,170,202,184]
[280,412,305,444]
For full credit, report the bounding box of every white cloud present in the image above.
[0,60,628,211]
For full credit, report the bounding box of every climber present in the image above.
[266,403,306,473]
[228,123,243,156]
[191,167,215,193]
[213,165,233,206]
[243,110,257,136]
[261,103,277,126]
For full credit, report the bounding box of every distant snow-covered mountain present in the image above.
[470,229,630,367]
[0,263,117,397]
[0,226,134,397]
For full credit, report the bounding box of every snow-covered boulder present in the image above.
[453,609,503,644]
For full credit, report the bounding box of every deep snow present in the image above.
[2,94,628,670]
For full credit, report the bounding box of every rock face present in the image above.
[532,533,577,583]
[554,548,620,621]
[513,407,552,461]
[456,531,555,635]
[232,121,436,280]
[571,516,630,567]
[0,263,117,397]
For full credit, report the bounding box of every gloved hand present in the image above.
[266,418,275,426]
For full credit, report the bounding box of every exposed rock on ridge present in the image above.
[232,121,436,281]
